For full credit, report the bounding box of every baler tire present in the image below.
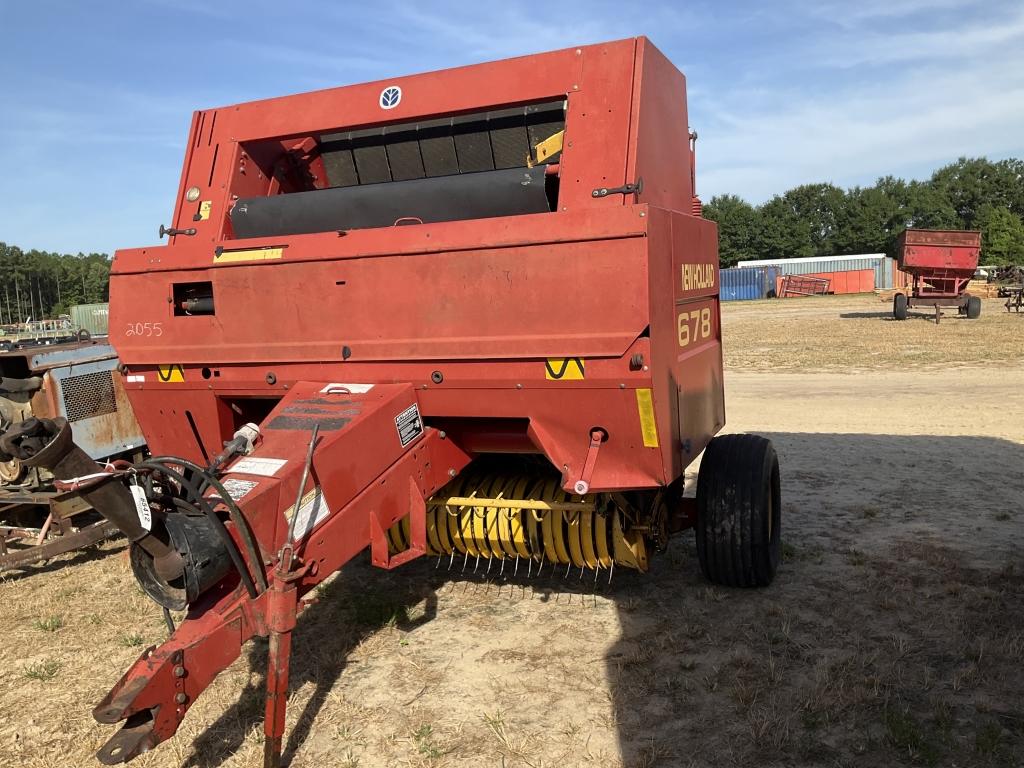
[893,293,908,320]
[966,296,982,319]
[695,433,781,588]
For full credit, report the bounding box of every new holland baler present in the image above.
[0,37,781,765]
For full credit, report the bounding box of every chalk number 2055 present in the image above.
[677,308,711,348]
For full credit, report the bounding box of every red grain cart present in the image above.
[893,229,983,321]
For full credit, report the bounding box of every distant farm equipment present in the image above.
[892,229,982,323]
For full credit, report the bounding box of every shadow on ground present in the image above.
[176,433,1022,768]
[838,310,966,321]
[608,433,1023,768]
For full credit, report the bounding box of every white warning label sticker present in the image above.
[216,478,259,502]
[395,403,423,446]
[285,487,331,541]
[230,457,287,477]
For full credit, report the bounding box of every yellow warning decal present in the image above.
[198,200,212,221]
[156,364,185,383]
[635,388,659,448]
[213,247,284,264]
[545,358,584,380]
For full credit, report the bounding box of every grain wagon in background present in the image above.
[893,229,983,322]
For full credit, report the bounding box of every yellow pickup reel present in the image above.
[387,472,650,575]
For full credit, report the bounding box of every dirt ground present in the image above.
[1,293,1022,768]
[722,293,1023,371]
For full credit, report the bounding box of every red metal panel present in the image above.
[665,210,723,470]
[112,234,650,366]
[897,229,981,274]
[627,38,693,211]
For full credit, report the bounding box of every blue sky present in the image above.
[1,0,1022,255]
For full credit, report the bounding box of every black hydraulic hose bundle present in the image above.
[0,414,267,610]
[135,458,261,601]
[141,455,268,595]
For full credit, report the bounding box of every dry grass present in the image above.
[722,294,1023,371]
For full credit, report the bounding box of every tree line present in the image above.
[704,157,1024,267]
[0,243,110,325]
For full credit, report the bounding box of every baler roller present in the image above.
[387,473,648,571]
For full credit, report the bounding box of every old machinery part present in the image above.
[0,456,25,484]
[0,376,43,393]
[592,178,643,198]
[0,417,184,582]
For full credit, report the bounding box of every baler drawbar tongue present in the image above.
[89,382,472,765]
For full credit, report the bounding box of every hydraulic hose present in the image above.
[136,460,258,600]
[147,455,268,593]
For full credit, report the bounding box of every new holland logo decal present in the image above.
[379,85,402,110]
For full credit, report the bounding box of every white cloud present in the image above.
[696,58,1024,202]
[693,1,1024,202]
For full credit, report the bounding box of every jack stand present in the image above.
[263,562,307,768]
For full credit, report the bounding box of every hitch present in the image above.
[90,383,472,764]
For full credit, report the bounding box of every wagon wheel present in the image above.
[696,433,781,587]
[966,295,982,319]
[893,293,908,320]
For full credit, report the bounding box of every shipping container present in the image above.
[736,254,896,290]
[69,303,110,337]
[720,266,778,301]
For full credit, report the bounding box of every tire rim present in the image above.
[0,457,23,484]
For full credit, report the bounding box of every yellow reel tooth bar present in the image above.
[388,473,649,571]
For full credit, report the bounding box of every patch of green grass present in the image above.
[118,632,145,647]
[782,541,797,560]
[24,660,61,681]
[34,614,65,632]
[413,724,442,760]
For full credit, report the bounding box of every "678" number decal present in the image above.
[677,307,712,348]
